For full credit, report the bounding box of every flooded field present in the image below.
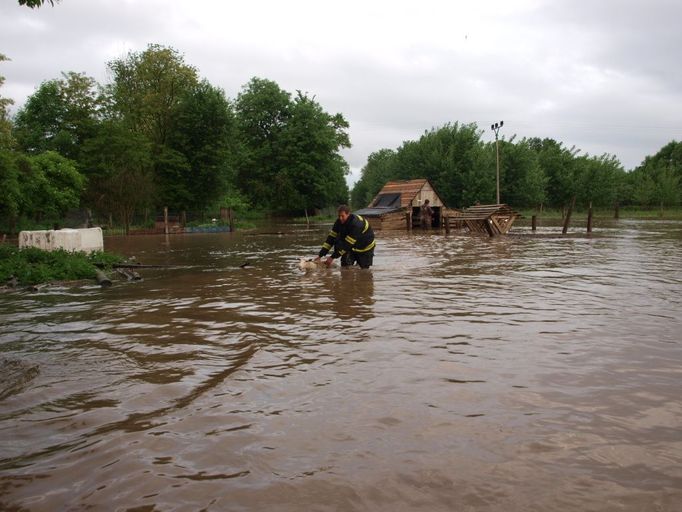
[1,220,681,511]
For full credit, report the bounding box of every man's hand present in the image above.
[324,257,334,267]
[313,256,321,262]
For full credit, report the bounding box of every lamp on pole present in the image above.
[491,120,504,204]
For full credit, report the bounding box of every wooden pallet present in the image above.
[445,204,521,236]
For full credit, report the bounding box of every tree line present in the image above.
[351,122,681,212]
[0,45,350,233]
[3,45,681,236]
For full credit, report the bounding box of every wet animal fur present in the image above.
[299,257,332,270]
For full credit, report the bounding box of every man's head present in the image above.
[424,199,430,205]
[337,204,351,223]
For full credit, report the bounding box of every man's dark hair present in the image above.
[337,204,351,214]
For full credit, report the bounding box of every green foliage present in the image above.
[107,44,198,146]
[574,154,623,208]
[6,42,679,227]
[499,138,546,207]
[235,79,350,210]
[213,189,251,212]
[351,149,397,207]
[235,78,292,206]
[0,54,14,151]
[351,124,641,210]
[628,141,682,208]
[277,92,350,209]
[18,0,57,7]
[0,151,22,226]
[20,151,85,219]
[13,72,101,161]
[0,245,123,286]
[166,81,237,210]
[81,121,154,234]
[352,123,490,208]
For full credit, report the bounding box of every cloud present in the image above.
[1,0,680,181]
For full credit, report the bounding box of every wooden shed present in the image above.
[355,179,451,230]
[445,204,521,236]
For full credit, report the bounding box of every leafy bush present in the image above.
[0,245,124,285]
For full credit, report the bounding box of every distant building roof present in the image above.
[355,206,403,217]
[373,179,430,208]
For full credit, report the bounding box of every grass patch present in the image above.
[0,245,125,286]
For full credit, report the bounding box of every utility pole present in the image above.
[491,120,504,204]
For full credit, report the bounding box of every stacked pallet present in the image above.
[445,204,520,236]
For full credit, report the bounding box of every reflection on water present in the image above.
[1,220,681,511]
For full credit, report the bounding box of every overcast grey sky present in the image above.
[1,0,680,185]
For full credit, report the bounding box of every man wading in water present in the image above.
[421,199,433,229]
[314,205,376,268]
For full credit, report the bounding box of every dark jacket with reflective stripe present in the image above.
[318,214,375,259]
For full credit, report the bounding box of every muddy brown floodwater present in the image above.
[1,220,681,511]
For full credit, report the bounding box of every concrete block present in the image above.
[18,228,104,254]
[74,228,103,253]
[19,230,53,251]
[52,229,82,252]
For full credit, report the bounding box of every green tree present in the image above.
[0,152,23,232]
[81,121,154,234]
[235,77,292,207]
[352,123,491,209]
[13,72,101,161]
[383,123,484,207]
[0,54,14,151]
[106,45,204,212]
[654,165,680,209]
[22,151,85,220]
[107,44,198,147]
[574,154,622,208]
[529,138,578,209]
[497,138,546,208]
[18,0,57,7]
[351,149,398,208]
[627,168,654,207]
[277,91,350,210]
[632,141,682,208]
[166,80,238,211]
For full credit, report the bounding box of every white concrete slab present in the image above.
[18,228,104,253]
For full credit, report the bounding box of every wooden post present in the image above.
[614,201,619,219]
[444,216,451,234]
[163,207,169,235]
[304,208,309,227]
[180,211,186,228]
[406,211,412,231]
[587,201,593,233]
[228,208,235,232]
[531,215,537,231]
[562,196,576,234]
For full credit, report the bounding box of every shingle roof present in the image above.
[354,206,403,217]
[374,179,429,208]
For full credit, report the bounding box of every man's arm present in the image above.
[317,220,341,258]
